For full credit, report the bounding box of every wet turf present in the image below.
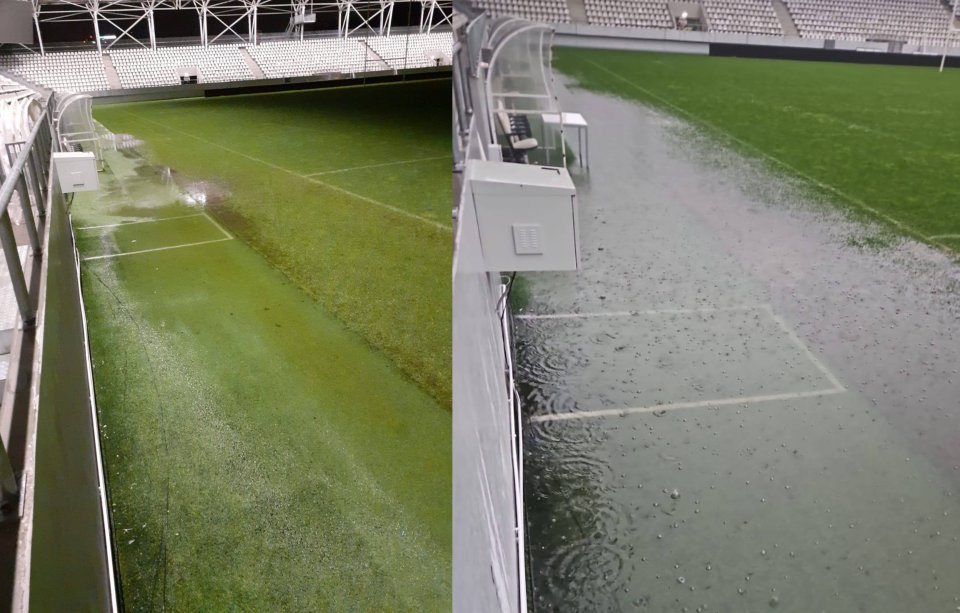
[93,79,452,405]
[77,85,450,610]
[555,49,960,254]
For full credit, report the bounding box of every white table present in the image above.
[541,112,589,170]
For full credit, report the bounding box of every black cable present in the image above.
[87,266,171,612]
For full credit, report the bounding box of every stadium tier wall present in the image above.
[710,42,960,67]
[552,22,960,64]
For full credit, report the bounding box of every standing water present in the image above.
[519,83,960,612]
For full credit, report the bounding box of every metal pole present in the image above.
[0,210,34,326]
[28,149,46,217]
[148,8,156,50]
[92,3,102,53]
[15,175,41,256]
[0,440,17,500]
[33,14,45,56]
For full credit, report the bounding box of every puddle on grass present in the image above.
[520,82,960,612]
[83,134,233,224]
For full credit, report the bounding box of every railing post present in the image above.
[0,441,18,502]
[28,148,47,218]
[15,175,41,257]
[0,210,34,327]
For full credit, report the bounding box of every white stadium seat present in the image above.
[0,32,454,94]
[469,0,955,44]
[783,0,954,45]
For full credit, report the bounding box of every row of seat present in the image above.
[474,0,572,22]
[783,0,955,45]
[0,31,453,93]
[111,43,253,88]
[246,37,368,77]
[473,0,958,44]
[585,0,672,28]
[365,32,454,68]
[703,0,783,35]
[0,50,108,93]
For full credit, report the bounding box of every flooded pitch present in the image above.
[519,82,960,612]
[75,134,450,610]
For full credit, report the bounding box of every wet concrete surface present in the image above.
[519,81,960,612]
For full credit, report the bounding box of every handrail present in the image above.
[0,95,53,336]
[0,105,49,217]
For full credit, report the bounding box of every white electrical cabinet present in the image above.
[467,160,579,272]
[52,152,99,193]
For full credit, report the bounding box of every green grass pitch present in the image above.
[79,80,451,610]
[93,79,451,405]
[555,49,960,253]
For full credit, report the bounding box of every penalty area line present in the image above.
[76,212,205,231]
[515,304,766,320]
[82,237,233,261]
[530,387,846,423]
[202,212,234,240]
[304,156,448,176]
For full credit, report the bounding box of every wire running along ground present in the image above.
[87,266,172,612]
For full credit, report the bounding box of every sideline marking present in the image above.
[761,303,846,392]
[304,156,448,176]
[525,303,847,423]
[516,304,763,320]
[121,111,452,233]
[202,212,234,240]
[930,234,960,239]
[82,237,233,261]
[77,212,204,231]
[529,388,846,423]
[581,59,955,254]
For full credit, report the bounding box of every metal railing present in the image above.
[0,94,55,501]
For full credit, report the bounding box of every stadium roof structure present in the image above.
[25,0,452,54]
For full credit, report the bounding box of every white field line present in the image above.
[304,155,448,176]
[76,212,204,231]
[526,303,847,422]
[760,303,846,392]
[929,234,960,239]
[202,212,234,239]
[122,111,452,233]
[529,388,845,423]
[515,304,764,320]
[82,237,233,261]
[582,59,955,254]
